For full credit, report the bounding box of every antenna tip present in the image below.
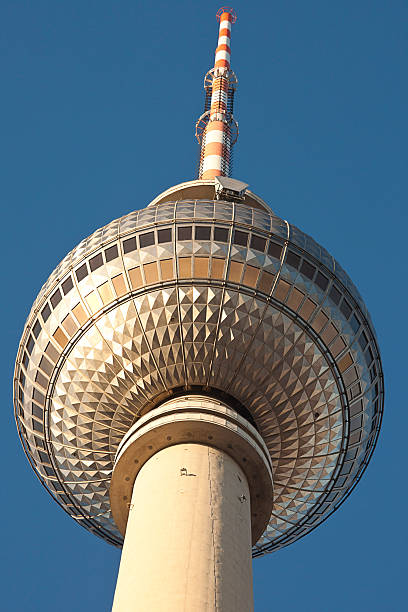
[216,7,237,23]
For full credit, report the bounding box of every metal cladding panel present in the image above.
[14,198,383,554]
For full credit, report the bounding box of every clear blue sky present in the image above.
[1,1,406,610]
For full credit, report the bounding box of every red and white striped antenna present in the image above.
[196,8,238,180]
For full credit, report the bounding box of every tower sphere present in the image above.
[14,178,383,555]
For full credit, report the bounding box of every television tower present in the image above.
[14,8,383,611]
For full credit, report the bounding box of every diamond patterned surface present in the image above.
[14,194,383,555]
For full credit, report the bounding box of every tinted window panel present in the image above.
[300,260,315,280]
[123,237,137,253]
[34,437,45,449]
[41,304,51,323]
[250,235,266,252]
[350,314,360,333]
[27,335,34,355]
[105,244,119,262]
[32,388,45,405]
[340,299,352,319]
[31,402,43,420]
[32,419,43,433]
[350,400,363,417]
[233,230,248,247]
[139,232,155,248]
[214,227,229,242]
[268,242,282,259]
[39,355,53,376]
[157,228,172,243]
[39,451,50,464]
[329,285,342,305]
[195,226,211,241]
[61,276,73,295]
[358,331,368,350]
[315,271,329,291]
[75,263,88,282]
[32,320,41,339]
[50,288,62,309]
[178,227,192,241]
[286,251,301,269]
[89,253,103,272]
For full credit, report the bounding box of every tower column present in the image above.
[112,443,253,612]
[110,395,274,612]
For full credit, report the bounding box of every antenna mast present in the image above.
[196,7,238,179]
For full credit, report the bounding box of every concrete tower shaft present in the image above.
[113,444,253,611]
[110,396,273,611]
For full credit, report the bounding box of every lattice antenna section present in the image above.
[196,8,239,179]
